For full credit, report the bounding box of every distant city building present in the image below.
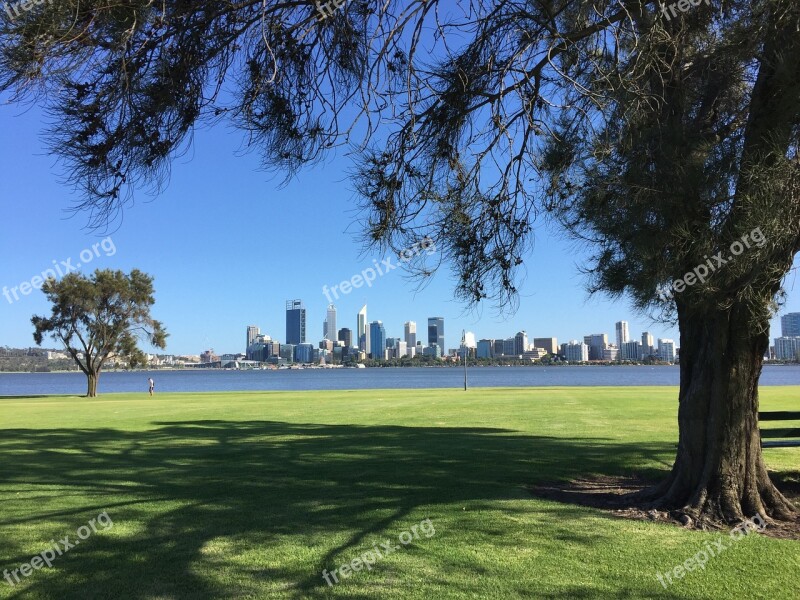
[533,337,558,355]
[522,348,548,361]
[397,340,407,358]
[423,343,442,358]
[200,349,219,364]
[325,304,337,340]
[357,305,369,354]
[781,313,800,337]
[774,336,800,360]
[319,339,334,352]
[615,321,630,349]
[502,337,516,356]
[295,343,315,363]
[658,339,676,363]
[562,340,589,362]
[338,327,353,348]
[369,321,386,359]
[280,344,295,363]
[285,299,306,345]
[477,339,494,359]
[514,331,528,356]
[427,317,445,350]
[463,331,477,349]
[493,339,505,356]
[246,325,260,351]
[584,333,608,360]
[602,347,619,361]
[621,340,643,361]
[641,332,655,357]
[404,321,417,349]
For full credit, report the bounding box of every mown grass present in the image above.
[0,387,797,599]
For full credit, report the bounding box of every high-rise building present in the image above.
[477,339,494,358]
[246,326,260,351]
[325,304,337,341]
[781,313,800,337]
[369,321,386,359]
[502,337,516,356]
[658,339,676,363]
[285,300,306,345]
[562,340,589,362]
[295,343,315,363]
[621,340,643,361]
[493,339,505,356]
[357,305,369,354]
[615,321,630,349]
[396,340,407,358]
[514,331,528,355]
[584,333,608,360]
[641,332,654,356]
[338,327,353,349]
[774,336,800,360]
[404,321,417,348]
[463,331,477,349]
[533,337,558,355]
[427,317,445,350]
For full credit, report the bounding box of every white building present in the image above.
[562,340,589,362]
[404,321,417,348]
[357,305,369,354]
[621,340,643,361]
[615,321,630,349]
[641,332,655,356]
[774,336,800,360]
[658,339,676,363]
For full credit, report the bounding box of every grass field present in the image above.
[0,387,797,599]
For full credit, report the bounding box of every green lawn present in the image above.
[0,387,797,599]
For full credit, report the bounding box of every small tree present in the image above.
[32,269,167,397]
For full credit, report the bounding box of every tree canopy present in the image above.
[32,269,167,396]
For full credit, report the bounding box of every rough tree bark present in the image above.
[642,301,797,524]
[86,371,99,398]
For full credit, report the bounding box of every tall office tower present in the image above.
[774,336,800,360]
[338,327,353,349]
[502,337,516,356]
[781,313,800,337]
[584,333,609,361]
[641,332,654,356]
[246,326,260,351]
[463,331,477,349]
[285,300,306,345]
[357,305,369,354]
[369,321,386,359]
[404,321,417,348]
[615,321,630,349]
[428,317,445,350]
[514,331,528,355]
[493,339,506,356]
[326,304,337,341]
[658,339,676,363]
[477,339,494,358]
[533,337,558,355]
[621,340,643,361]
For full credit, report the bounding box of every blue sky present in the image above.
[1,101,799,356]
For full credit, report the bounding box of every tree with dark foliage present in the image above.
[3,0,798,525]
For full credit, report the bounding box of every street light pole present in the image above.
[462,329,467,391]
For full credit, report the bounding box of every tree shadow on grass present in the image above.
[0,421,679,599]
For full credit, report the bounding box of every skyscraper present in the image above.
[404,321,417,348]
[246,325,260,351]
[641,332,654,356]
[428,317,445,350]
[533,337,558,354]
[325,304,337,341]
[781,313,800,337]
[615,321,630,348]
[658,339,676,363]
[338,327,353,349]
[285,300,306,345]
[357,305,369,354]
[369,321,386,359]
[514,331,528,355]
[584,333,608,360]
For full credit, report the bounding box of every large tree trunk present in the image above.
[643,302,796,525]
[86,371,99,397]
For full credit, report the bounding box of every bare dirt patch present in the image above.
[528,473,800,540]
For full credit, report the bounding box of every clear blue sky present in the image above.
[2,100,799,356]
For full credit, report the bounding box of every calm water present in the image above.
[1,365,800,396]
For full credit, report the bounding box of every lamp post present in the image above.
[461,329,468,391]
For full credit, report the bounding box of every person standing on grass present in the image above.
[148,377,155,397]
